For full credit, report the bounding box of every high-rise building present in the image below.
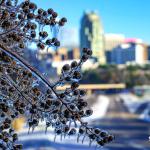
[80,11,105,64]
[104,34,125,51]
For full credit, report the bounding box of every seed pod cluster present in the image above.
[0,47,114,149]
[0,0,66,54]
[0,0,113,149]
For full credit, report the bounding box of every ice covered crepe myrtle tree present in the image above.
[0,0,114,149]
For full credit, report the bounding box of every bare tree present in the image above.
[0,0,114,149]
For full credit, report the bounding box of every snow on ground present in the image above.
[119,93,150,122]
[119,93,148,113]
[139,104,150,122]
[84,95,110,121]
[18,95,110,150]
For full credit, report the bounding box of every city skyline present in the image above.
[34,0,150,44]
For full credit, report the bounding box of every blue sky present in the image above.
[34,0,150,44]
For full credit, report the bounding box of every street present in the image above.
[91,96,150,150]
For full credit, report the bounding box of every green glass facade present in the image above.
[80,11,106,64]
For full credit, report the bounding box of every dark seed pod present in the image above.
[4,123,10,129]
[65,76,71,81]
[13,144,23,149]
[51,37,57,43]
[0,134,3,139]
[108,135,114,142]
[29,3,36,10]
[19,43,25,49]
[82,48,88,53]
[33,119,38,125]
[61,17,67,23]
[64,126,70,133]
[56,129,62,135]
[69,104,76,110]
[103,137,109,143]
[38,8,43,14]
[54,41,60,47]
[23,7,30,14]
[82,54,88,62]
[27,13,34,19]
[53,100,61,106]
[46,39,52,45]
[24,1,30,6]
[85,109,93,116]
[6,1,11,6]
[89,134,96,140]
[79,89,86,96]
[10,12,16,18]
[44,19,50,25]
[52,12,58,18]
[31,24,37,30]
[43,11,48,16]
[31,31,36,38]
[97,140,105,146]
[81,101,88,107]
[18,14,24,20]
[46,89,51,94]
[28,72,32,77]
[73,71,81,79]
[59,21,65,26]
[59,93,65,98]
[94,128,101,134]
[46,99,52,105]
[12,133,18,141]
[1,113,5,118]
[71,61,78,68]
[69,128,76,135]
[100,131,107,137]
[79,128,85,134]
[71,82,79,89]
[87,49,92,56]
[73,90,79,95]
[64,109,70,118]
[62,64,70,71]
[19,109,24,114]
[47,8,54,14]
[4,138,9,142]
[59,17,67,26]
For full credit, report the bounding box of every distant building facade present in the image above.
[110,42,148,64]
[53,47,68,61]
[38,46,80,62]
[147,46,150,61]
[80,11,105,64]
[68,48,80,60]
[104,34,125,51]
[104,34,125,63]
